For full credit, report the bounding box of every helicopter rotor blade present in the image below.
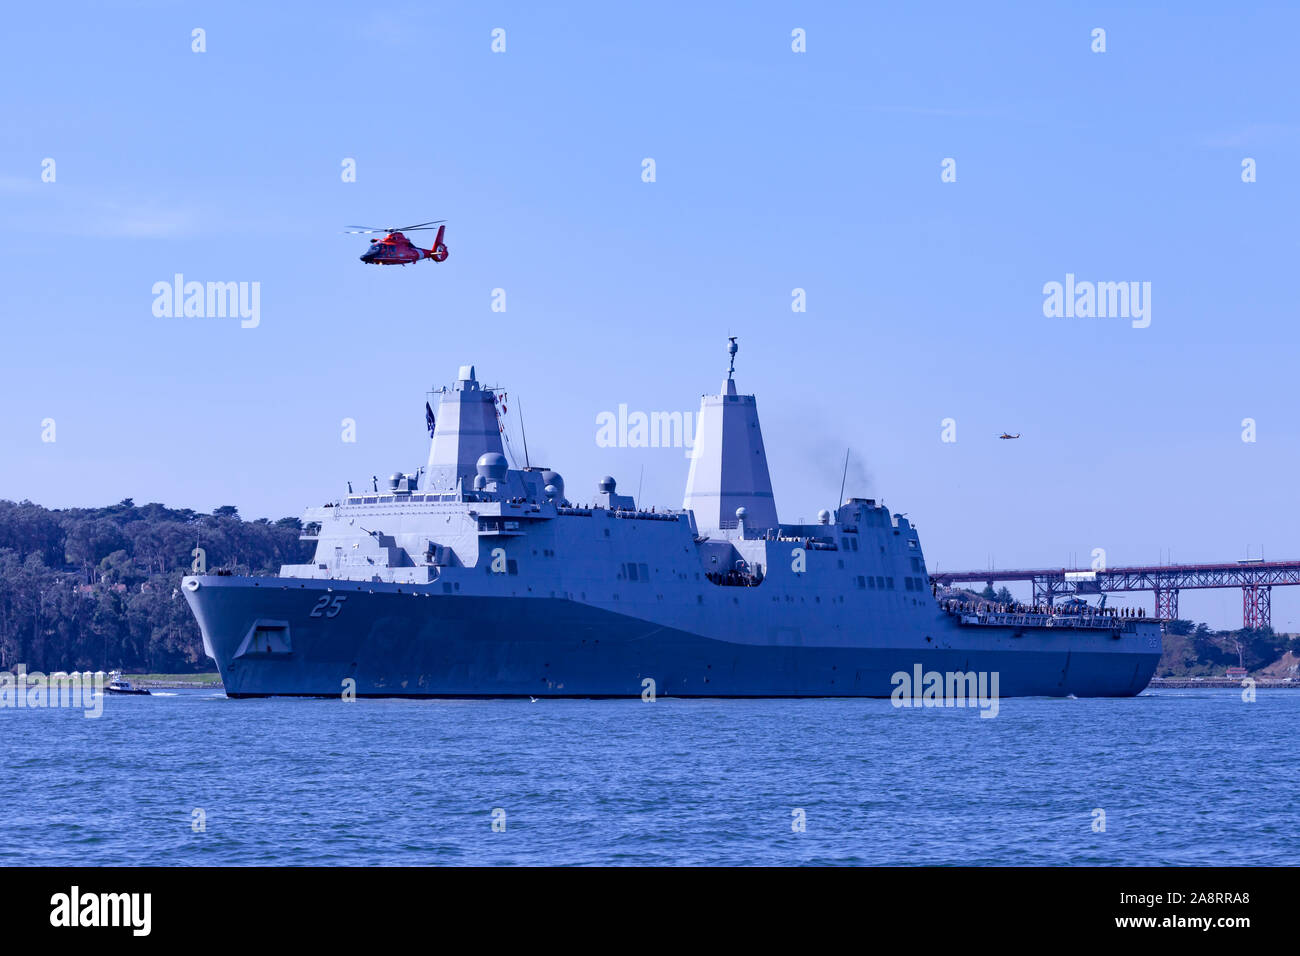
[343,219,446,235]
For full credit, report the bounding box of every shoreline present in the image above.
[1148,677,1298,689]
[127,674,223,690]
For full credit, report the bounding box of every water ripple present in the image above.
[2,689,1296,865]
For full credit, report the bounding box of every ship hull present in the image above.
[185,577,1161,699]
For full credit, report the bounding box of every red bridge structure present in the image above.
[928,560,1298,628]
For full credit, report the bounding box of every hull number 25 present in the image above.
[310,594,348,618]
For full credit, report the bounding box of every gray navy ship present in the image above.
[183,341,1161,699]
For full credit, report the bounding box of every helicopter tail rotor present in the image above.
[427,224,449,262]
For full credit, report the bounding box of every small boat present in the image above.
[104,673,151,696]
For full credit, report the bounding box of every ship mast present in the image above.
[682,336,779,533]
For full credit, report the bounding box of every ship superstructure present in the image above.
[183,343,1161,698]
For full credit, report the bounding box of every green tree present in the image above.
[0,498,311,672]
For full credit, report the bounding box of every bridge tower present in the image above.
[1154,588,1179,620]
[1242,584,1272,629]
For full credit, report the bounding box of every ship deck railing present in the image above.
[609,509,683,522]
[556,506,683,522]
[951,610,1127,631]
[343,492,463,505]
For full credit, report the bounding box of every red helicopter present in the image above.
[345,219,449,266]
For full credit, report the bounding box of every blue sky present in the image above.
[1,2,1298,628]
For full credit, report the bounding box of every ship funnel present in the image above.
[682,339,778,533]
[423,365,505,492]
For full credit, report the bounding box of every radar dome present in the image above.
[476,452,508,483]
[598,475,616,494]
[817,509,831,524]
[540,469,564,497]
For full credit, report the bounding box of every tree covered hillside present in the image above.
[0,499,310,673]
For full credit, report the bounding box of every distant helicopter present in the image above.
[345,220,448,265]
[998,432,1021,440]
